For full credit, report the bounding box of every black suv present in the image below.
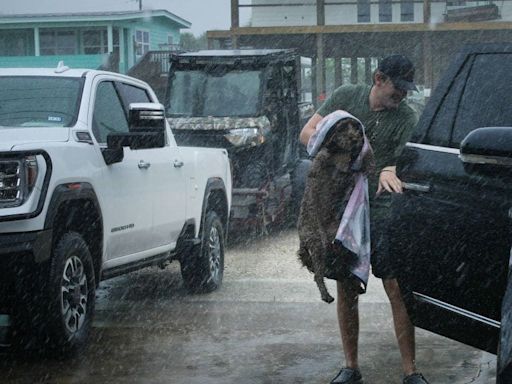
[389,43,512,383]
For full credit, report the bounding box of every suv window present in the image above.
[424,57,473,147]
[452,53,512,146]
[93,81,129,143]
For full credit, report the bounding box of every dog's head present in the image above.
[321,118,374,173]
[323,118,363,156]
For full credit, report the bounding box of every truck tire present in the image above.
[45,232,96,355]
[181,210,225,293]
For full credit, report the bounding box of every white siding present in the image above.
[250,0,512,26]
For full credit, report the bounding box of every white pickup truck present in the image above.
[0,64,231,355]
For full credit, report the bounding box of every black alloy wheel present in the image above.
[181,210,225,293]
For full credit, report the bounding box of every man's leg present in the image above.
[336,280,360,368]
[382,278,416,375]
[330,280,363,383]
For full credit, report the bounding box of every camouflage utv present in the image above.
[165,49,314,235]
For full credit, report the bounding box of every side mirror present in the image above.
[102,103,167,165]
[106,103,166,153]
[460,127,512,167]
[129,102,166,134]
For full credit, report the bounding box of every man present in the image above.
[299,54,429,384]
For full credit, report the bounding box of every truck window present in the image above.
[424,57,473,148]
[116,82,152,114]
[92,81,129,143]
[0,76,82,128]
[452,53,512,146]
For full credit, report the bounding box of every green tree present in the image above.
[180,32,208,51]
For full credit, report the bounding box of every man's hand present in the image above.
[299,113,323,146]
[376,166,403,196]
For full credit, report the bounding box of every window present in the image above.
[82,30,108,54]
[135,30,150,56]
[92,82,129,143]
[0,76,82,128]
[423,57,473,147]
[452,53,512,146]
[447,0,466,5]
[117,83,151,115]
[379,0,392,22]
[357,0,371,22]
[400,0,414,21]
[167,70,262,117]
[0,30,33,56]
[40,30,77,55]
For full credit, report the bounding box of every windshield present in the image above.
[167,69,261,117]
[0,76,82,128]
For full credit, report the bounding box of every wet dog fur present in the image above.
[297,118,371,303]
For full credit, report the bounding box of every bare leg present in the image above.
[383,278,416,375]
[336,280,360,368]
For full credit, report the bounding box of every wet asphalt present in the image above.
[0,229,497,384]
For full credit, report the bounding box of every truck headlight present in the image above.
[0,155,39,208]
[224,128,265,147]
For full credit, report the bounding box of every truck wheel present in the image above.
[45,232,96,355]
[181,211,225,293]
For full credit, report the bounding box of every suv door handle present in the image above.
[138,160,151,169]
[173,160,184,168]
[402,182,431,193]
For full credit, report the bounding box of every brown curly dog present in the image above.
[297,118,372,303]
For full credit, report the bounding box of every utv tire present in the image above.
[45,232,96,355]
[181,211,225,293]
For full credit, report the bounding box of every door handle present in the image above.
[402,182,431,193]
[173,160,184,168]
[138,160,151,169]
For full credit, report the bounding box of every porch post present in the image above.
[365,57,372,84]
[34,27,40,56]
[351,57,358,84]
[317,0,325,25]
[107,24,114,53]
[315,33,326,104]
[119,28,126,73]
[231,0,239,49]
[334,56,342,88]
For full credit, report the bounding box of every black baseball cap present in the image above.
[378,54,418,92]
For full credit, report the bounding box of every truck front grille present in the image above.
[0,160,22,208]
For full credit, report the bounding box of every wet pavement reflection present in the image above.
[0,229,496,383]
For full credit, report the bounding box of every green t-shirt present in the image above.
[317,84,418,203]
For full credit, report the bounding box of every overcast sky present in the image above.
[0,0,249,36]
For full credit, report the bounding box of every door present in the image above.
[92,80,153,259]
[116,82,186,249]
[390,51,512,353]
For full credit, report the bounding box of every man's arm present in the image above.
[299,113,324,146]
[376,110,418,196]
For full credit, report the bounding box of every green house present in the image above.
[0,10,191,74]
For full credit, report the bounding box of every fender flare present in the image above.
[44,182,102,231]
[199,177,229,237]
